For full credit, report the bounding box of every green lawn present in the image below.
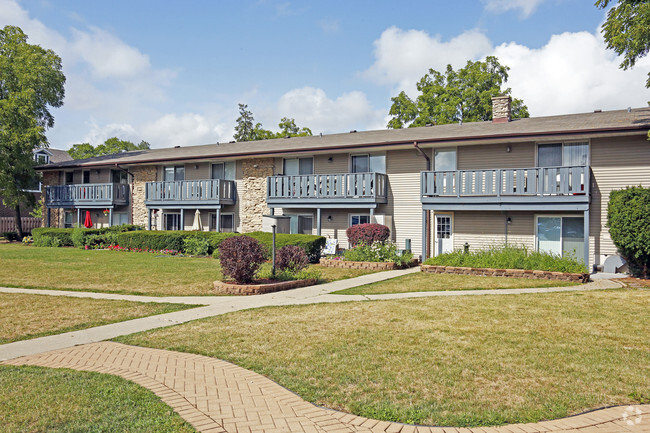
[334,272,579,295]
[0,293,197,344]
[0,365,196,433]
[0,244,371,296]
[117,289,650,427]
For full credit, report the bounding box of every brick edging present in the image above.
[421,264,589,283]
[213,278,317,295]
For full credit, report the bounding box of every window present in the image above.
[34,152,49,165]
[112,170,129,184]
[350,215,370,226]
[65,172,74,185]
[164,213,181,231]
[112,213,129,225]
[537,216,584,261]
[434,148,457,171]
[64,211,74,228]
[351,154,385,173]
[211,162,236,180]
[164,166,185,182]
[82,170,90,184]
[285,214,313,234]
[283,157,313,175]
[210,213,235,232]
[537,142,588,167]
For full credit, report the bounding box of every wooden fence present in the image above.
[0,217,42,234]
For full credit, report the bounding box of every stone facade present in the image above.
[41,171,61,227]
[491,95,512,123]
[240,158,274,232]
[131,166,156,227]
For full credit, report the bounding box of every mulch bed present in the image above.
[617,277,650,289]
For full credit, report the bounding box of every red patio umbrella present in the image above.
[83,210,93,228]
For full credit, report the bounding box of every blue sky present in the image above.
[1,0,649,149]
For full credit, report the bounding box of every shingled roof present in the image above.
[40,107,650,170]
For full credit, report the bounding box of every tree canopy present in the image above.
[233,104,312,142]
[387,56,529,129]
[597,0,650,87]
[0,25,65,237]
[68,137,150,159]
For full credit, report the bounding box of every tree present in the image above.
[68,138,150,159]
[387,56,529,128]
[607,186,650,278]
[233,104,312,141]
[0,25,65,238]
[597,0,650,88]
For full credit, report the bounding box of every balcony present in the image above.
[145,179,236,208]
[421,165,590,211]
[267,172,388,208]
[45,183,129,208]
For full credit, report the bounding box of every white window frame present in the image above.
[34,152,50,165]
[535,140,590,167]
[433,212,454,257]
[534,214,585,258]
[349,214,371,227]
[209,212,235,232]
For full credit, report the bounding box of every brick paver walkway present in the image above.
[4,342,648,433]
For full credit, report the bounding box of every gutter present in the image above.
[36,124,650,171]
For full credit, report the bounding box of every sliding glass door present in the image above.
[537,216,584,261]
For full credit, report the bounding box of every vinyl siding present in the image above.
[451,211,536,252]
[314,154,348,174]
[456,142,535,170]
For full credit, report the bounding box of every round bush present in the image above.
[219,235,266,283]
[346,223,390,247]
[275,245,309,273]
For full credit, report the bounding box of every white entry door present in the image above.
[435,214,453,256]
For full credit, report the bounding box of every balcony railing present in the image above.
[145,179,235,206]
[421,165,590,209]
[45,183,129,207]
[267,172,388,205]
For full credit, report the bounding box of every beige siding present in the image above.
[456,142,535,170]
[184,162,210,180]
[590,136,650,263]
[451,211,536,252]
[314,153,348,174]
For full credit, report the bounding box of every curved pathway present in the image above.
[3,341,648,433]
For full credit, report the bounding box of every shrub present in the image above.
[219,236,266,284]
[275,245,309,273]
[2,231,18,242]
[32,228,74,247]
[183,236,210,256]
[116,231,187,252]
[246,231,326,262]
[344,241,413,266]
[607,186,650,278]
[346,223,390,247]
[423,245,587,274]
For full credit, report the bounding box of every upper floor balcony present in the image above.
[45,183,130,208]
[145,179,236,208]
[421,165,590,211]
[266,172,388,208]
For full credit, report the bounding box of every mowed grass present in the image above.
[0,244,368,296]
[0,293,196,344]
[0,365,196,433]
[335,272,579,295]
[117,289,650,427]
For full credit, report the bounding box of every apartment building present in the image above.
[39,99,650,270]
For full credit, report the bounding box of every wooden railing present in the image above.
[267,172,387,202]
[421,166,590,198]
[45,183,129,207]
[145,179,235,205]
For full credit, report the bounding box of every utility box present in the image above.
[262,215,291,234]
[372,214,392,230]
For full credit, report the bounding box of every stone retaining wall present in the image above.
[213,279,316,295]
[320,259,398,271]
[421,265,589,283]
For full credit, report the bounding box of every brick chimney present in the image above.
[492,95,512,123]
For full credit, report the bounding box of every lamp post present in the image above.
[271,224,277,279]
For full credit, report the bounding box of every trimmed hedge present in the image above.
[245,231,326,263]
[32,228,74,247]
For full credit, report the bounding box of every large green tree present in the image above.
[597,0,650,87]
[233,104,312,142]
[0,25,65,238]
[387,56,529,129]
[68,137,150,159]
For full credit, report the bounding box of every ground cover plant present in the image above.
[0,244,368,296]
[117,289,649,427]
[0,365,196,433]
[424,245,587,273]
[334,272,578,295]
[0,293,196,344]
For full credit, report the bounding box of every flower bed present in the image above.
[421,264,589,283]
[213,278,317,295]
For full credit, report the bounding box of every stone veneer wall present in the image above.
[240,158,274,232]
[41,171,61,227]
[130,166,156,226]
[491,95,512,123]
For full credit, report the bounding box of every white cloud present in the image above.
[318,18,340,34]
[141,113,231,147]
[363,26,493,97]
[481,0,546,18]
[277,87,386,134]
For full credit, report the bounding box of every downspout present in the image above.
[414,141,431,260]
